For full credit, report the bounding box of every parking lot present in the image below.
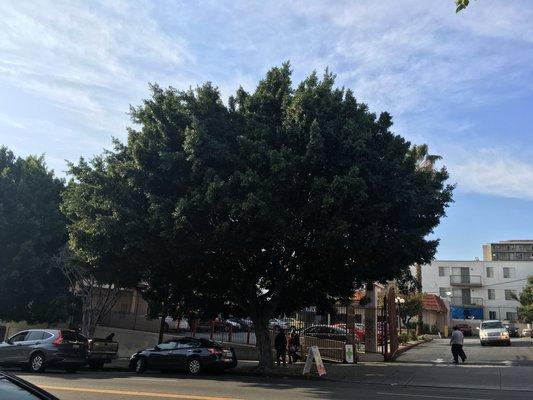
[398,337,533,365]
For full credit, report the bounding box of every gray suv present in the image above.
[0,329,87,373]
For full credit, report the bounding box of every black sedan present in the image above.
[504,324,520,338]
[129,337,237,375]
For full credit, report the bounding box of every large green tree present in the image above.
[0,146,70,323]
[63,64,453,368]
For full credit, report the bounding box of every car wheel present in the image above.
[187,358,202,375]
[134,357,147,374]
[29,353,46,373]
[506,341,511,346]
[65,367,78,373]
[480,341,485,346]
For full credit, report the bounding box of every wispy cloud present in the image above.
[0,0,194,131]
[0,112,25,129]
[450,150,533,200]
[0,0,532,202]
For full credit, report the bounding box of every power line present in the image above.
[482,278,529,287]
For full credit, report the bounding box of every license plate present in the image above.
[72,344,80,348]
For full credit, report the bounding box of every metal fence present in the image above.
[101,303,390,363]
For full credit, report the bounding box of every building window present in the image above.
[505,289,517,301]
[503,267,516,279]
[489,311,497,319]
[486,267,494,278]
[506,312,518,322]
[487,289,495,300]
[438,266,449,277]
[439,287,452,297]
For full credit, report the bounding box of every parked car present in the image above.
[87,335,119,370]
[521,327,532,338]
[129,337,237,375]
[239,318,254,330]
[269,319,288,331]
[300,325,347,341]
[0,371,59,399]
[224,318,244,331]
[0,329,87,373]
[478,320,511,346]
[162,316,190,332]
[332,323,366,342]
[503,323,520,338]
[456,324,473,336]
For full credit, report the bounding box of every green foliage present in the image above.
[62,64,453,367]
[398,332,410,344]
[516,276,533,323]
[0,146,71,323]
[396,269,421,295]
[399,294,424,326]
[456,0,470,13]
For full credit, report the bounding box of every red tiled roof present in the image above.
[422,294,447,313]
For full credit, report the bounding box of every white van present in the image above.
[478,320,510,346]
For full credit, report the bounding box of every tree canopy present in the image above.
[0,146,70,323]
[63,64,453,368]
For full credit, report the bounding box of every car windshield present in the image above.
[0,376,44,400]
[481,321,503,329]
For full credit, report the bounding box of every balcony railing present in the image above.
[450,275,482,286]
[451,297,483,307]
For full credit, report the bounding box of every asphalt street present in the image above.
[13,369,533,400]
[397,337,533,365]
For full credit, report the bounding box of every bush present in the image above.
[398,333,410,344]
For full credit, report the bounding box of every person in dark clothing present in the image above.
[274,329,287,366]
[450,326,466,364]
[288,331,301,364]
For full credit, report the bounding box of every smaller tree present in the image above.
[515,276,533,323]
[399,294,423,332]
[52,246,122,337]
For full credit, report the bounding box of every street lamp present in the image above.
[395,297,405,334]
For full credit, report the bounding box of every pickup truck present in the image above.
[87,337,119,370]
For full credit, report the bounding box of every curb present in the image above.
[393,338,432,359]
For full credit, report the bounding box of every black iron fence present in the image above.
[101,303,390,363]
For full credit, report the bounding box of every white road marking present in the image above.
[377,392,492,400]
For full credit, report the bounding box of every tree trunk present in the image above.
[81,296,91,338]
[158,301,167,344]
[253,318,273,370]
[415,264,423,335]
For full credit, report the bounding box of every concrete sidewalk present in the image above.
[103,357,533,392]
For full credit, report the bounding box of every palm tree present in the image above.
[409,143,442,334]
[409,144,442,172]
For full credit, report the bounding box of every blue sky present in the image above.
[1,0,532,259]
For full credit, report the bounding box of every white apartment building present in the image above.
[417,260,532,322]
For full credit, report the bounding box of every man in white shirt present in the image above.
[450,326,466,364]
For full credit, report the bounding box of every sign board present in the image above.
[345,344,354,364]
[302,345,326,377]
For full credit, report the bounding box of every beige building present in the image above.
[483,240,533,261]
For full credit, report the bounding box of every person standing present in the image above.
[450,326,467,364]
[288,330,301,364]
[274,328,287,367]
